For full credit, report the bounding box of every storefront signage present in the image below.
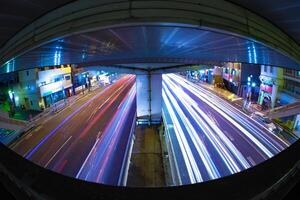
[260,84,272,93]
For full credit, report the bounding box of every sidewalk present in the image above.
[192,79,299,143]
[11,109,41,121]
[195,80,264,116]
[3,86,101,146]
[30,85,100,124]
[127,125,166,187]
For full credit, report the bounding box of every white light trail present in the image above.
[163,90,201,183]
[163,82,221,179]
[168,74,276,158]
[163,76,251,171]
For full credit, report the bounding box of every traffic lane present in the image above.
[10,86,106,156]
[83,88,136,184]
[46,77,135,177]
[162,87,205,183]
[32,76,134,168]
[168,75,287,155]
[166,89,213,181]
[161,103,191,185]
[102,103,136,185]
[183,88,268,164]
[193,81,289,150]
[175,74,288,150]
[204,89,288,152]
[28,76,133,166]
[54,79,134,177]
[163,77,268,172]
[169,77,273,161]
[164,81,243,180]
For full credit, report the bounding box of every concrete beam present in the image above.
[83,65,147,75]
[0,0,300,70]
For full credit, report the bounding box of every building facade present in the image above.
[222,62,260,100]
[12,65,73,111]
[282,68,300,135]
[282,68,300,103]
[38,65,73,108]
[258,65,283,109]
[222,62,241,95]
[239,63,261,101]
[13,68,41,110]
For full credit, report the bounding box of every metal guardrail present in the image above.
[161,109,182,186]
[269,101,300,114]
[119,112,137,186]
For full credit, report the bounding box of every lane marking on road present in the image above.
[44,136,73,168]
[23,148,32,157]
[33,125,43,132]
[25,133,33,140]
[9,87,104,150]
[247,156,256,166]
[23,83,115,159]
[76,137,100,179]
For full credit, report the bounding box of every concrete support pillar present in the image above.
[136,72,162,124]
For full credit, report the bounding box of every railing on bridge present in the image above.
[267,101,300,119]
[0,138,299,200]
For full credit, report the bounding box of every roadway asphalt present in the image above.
[10,75,136,185]
[76,83,136,185]
[162,74,290,185]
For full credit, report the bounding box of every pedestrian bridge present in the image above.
[267,101,300,119]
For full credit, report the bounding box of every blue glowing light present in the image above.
[252,43,257,64]
[54,47,62,65]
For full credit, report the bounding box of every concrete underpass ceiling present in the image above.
[0,0,74,47]
[1,25,299,74]
[229,0,300,46]
[0,1,300,73]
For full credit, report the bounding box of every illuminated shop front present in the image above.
[38,66,73,108]
[258,65,283,109]
[222,62,241,95]
[258,82,273,109]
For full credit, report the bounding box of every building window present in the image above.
[295,86,300,95]
[285,80,295,93]
[30,100,33,106]
[263,65,267,72]
[285,68,293,75]
[65,75,71,80]
[270,66,273,73]
[26,71,29,76]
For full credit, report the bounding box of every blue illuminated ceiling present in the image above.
[2,24,299,74]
